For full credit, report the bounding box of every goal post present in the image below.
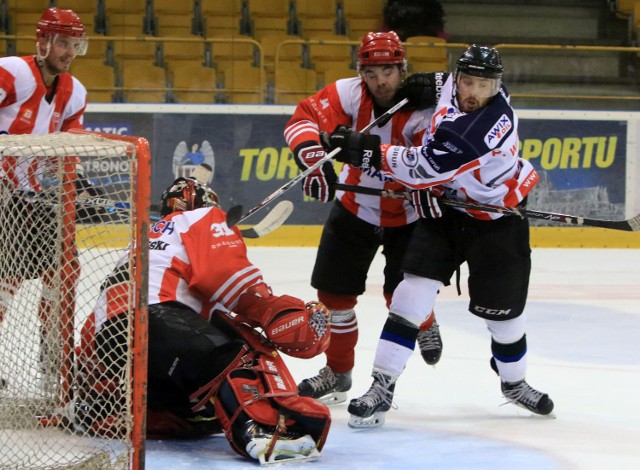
[0,131,150,469]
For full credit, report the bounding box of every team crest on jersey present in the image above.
[484,114,512,149]
[149,220,175,238]
[401,148,418,168]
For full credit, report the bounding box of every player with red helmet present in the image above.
[76,177,332,465]
[0,8,91,389]
[284,31,446,406]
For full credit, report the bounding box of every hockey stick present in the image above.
[334,183,640,232]
[150,200,294,238]
[230,98,410,225]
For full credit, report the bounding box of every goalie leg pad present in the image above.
[214,349,331,463]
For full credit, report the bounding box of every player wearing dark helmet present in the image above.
[322,45,554,428]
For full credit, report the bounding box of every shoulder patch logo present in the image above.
[484,114,512,149]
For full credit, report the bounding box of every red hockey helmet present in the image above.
[357,31,405,69]
[36,7,88,56]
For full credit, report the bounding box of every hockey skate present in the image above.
[243,420,319,465]
[297,366,351,405]
[417,320,443,366]
[347,371,396,428]
[501,380,555,416]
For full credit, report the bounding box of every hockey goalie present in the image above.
[76,177,332,465]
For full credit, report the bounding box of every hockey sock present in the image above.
[373,313,419,377]
[491,334,527,383]
[324,308,358,374]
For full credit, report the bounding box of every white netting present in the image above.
[0,132,148,469]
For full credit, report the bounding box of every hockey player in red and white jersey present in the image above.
[77,177,332,465]
[0,8,91,384]
[323,45,554,427]
[284,31,445,405]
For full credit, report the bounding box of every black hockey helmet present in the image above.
[456,44,503,79]
[160,177,219,216]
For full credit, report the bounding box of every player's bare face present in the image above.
[43,36,81,75]
[456,74,496,113]
[361,65,402,108]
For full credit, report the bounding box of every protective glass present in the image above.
[52,34,88,56]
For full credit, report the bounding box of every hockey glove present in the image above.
[410,187,444,219]
[292,142,337,202]
[320,125,381,171]
[394,72,449,110]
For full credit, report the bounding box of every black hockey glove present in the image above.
[320,126,381,171]
[394,72,449,110]
[292,142,337,202]
[409,187,444,219]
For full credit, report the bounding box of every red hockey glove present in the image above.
[235,284,331,359]
[292,142,337,202]
[320,126,381,171]
[410,187,444,219]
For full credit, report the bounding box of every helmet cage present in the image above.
[160,178,220,216]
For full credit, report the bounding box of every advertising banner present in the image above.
[84,107,630,225]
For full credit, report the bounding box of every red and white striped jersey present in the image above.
[284,77,432,227]
[0,55,87,191]
[90,206,266,337]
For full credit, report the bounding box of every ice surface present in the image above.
[146,247,640,469]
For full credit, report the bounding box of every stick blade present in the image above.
[226,205,243,228]
[241,200,294,239]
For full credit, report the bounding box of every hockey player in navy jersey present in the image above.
[322,45,554,427]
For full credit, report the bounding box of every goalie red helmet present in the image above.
[36,8,88,56]
[357,31,405,69]
[160,177,220,216]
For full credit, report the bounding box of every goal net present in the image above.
[0,131,150,469]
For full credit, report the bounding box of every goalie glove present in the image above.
[410,186,444,219]
[394,72,449,110]
[235,284,331,359]
[292,142,337,202]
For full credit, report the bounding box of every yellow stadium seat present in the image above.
[248,0,290,17]
[252,16,290,40]
[346,16,383,41]
[275,64,317,104]
[210,36,259,65]
[106,12,149,36]
[9,0,48,13]
[105,0,148,14]
[163,39,209,72]
[404,36,449,72]
[200,0,242,16]
[122,63,168,103]
[111,39,162,68]
[171,64,217,103]
[72,62,117,103]
[342,0,385,19]
[260,33,305,74]
[307,34,356,73]
[204,16,243,38]
[217,61,264,103]
[296,0,339,38]
[322,64,358,85]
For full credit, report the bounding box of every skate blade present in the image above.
[259,448,320,466]
[501,401,557,419]
[249,436,319,466]
[348,411,386,429]
[318,391,347,406]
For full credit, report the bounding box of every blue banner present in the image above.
[84,110,628,224]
